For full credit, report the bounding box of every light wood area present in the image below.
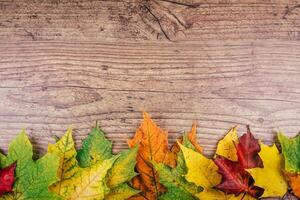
[0,0,300,156]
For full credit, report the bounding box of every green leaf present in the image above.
[153,162,202,200]
[278,132,300,172]
[0,131,60,200]
[105,183,140,200]
[77,126,113,168]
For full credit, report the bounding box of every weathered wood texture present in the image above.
[0,0,300,156]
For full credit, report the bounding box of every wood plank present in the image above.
[0,40,299,156]
[0,0,300,41]
[0,0,300,157]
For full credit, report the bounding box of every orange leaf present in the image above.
[185,122,203,152]
[286,172,300,197]
[128,112,169,199]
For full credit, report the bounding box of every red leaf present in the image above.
[214,156,264,197]
[236,125,263,169]
[0,163,16,196]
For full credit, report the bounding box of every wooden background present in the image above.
[0,0,300,156]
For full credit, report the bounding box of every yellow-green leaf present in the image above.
[48,128,119,199]
[105,183,140,200]
[48,128,78,194]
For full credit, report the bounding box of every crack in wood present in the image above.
[158,0,200,8]
[143,4,171,40]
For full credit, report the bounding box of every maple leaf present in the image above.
[236,125,263,169]
[77,124,113,168]
[180,144,255,200]
[0,163,16,196]
[215,126,238,161]
[285,173,300,198]
[214,156,264,197]
[214,126,264,198]
[0,130,60,200]
[278,132,300,173]
[246,143,288,198]
[151,123,204,199]
[167,123,202,173]
[278,132,300,197]
[47,128,119,200]
[76,125,139,197]
[128,112,170,199]
[105,183,140,200]
[153,161,202,200]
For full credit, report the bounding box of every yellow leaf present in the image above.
[215,126,238,161]
[180,144,254,200]
[247,143,288,198]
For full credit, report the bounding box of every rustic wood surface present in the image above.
[0,0,300,156]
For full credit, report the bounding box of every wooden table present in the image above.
[0,0,300,156]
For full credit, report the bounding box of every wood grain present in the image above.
[0,0,300,157]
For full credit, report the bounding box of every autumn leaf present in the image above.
[47,128,120,200]
[0,163,16,196]
[77,124,113,168]
[167,123,202,173]
[128,112,170,199]
[105,183,140,200]
[77,125,139,196]
[215,126,238,161]
[285,173,300,198]
[149,123,204,199]
[278,132,300,197]
[214,156,263,197]
[214,126,264,198]
[153,161,202,200]
[0,131,60,200]
[182,123,202,153]
[246,143,288,198]
[278,132,300,173]
[180,144,255,200]
[236,125,263,169]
